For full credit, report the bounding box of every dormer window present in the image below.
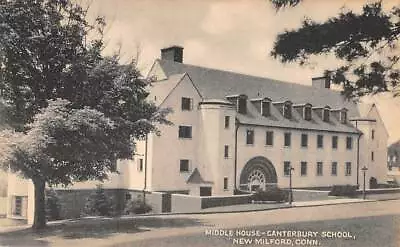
[283,101,292,119]
[261,98,271,117]
[340,109,347,124]
[323,107,330,122]
[238,95,247,114]
[226,94,247,114]
[304,105,312,121]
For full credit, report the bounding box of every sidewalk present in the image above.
[0,197,396,234]
[199,197,376,214]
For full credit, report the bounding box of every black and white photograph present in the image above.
[0,0,400,246]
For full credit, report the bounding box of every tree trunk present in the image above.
[32,179,46,230]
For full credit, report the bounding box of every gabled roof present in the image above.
[155,59,360,117]
[147,73,186,106]
[186,168,213,184]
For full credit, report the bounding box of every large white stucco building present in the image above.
[129,46,388,196]
[5,46,389,221]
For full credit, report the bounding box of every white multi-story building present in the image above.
[130,46,388,196]
[5,46,389,221]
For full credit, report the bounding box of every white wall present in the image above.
[357,106,389,188]
[236,126,359,189]
[149,74,202,191]
[198,103,236,195]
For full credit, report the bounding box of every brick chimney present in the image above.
[161,46,184,63]
[312,76,331,89]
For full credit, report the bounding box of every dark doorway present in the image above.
[200,187,212,196]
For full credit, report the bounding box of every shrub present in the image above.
[83,185,114,216]
[328,185,358,197]
[376,183,399,188]
[250,187,289,202]
[124,200,152,214]
[45,189,62,220]
[233,189,251,195]
[369,177,378,189]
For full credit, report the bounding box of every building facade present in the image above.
[131,46,388,196]
[6,46,389,221]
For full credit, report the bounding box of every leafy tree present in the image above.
[0,0,170,229]
[270,0,400,98]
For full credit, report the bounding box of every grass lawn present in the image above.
[0,216,205,246]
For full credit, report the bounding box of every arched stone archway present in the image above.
[239,156,278,192]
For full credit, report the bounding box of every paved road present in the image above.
[119,214,400,247]
[1,200,399,247]
[108,200,400,247]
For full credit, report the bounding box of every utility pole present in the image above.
[289,166,295,205]
[361,166,368,200]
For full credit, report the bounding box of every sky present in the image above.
[85,0,400,145]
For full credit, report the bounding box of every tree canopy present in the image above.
[0,0,170,229]
[270,0,400,98]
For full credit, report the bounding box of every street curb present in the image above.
[117,197,397,218]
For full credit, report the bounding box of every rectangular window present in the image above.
[284,132,291,147]
[262,101,270,117]
[246,129,254,145]
[301,134,308,148]
[331,162,337,176]
[224,177,228,190]
[317,135,324,148]
[346,136,353,150]
[238,97,247,114]
[266,131,274,146]
[316,162,323,176]
[181,97,192,111]
[178,126,192,139]
[301,162,307,176]
[224,145,229,158]
[323,109,330,122]
[14,196,22,216]
[137,158,143,172]
[332,136,338,149]
[304,107,312,120]
[284,161,291,176]
[180,159,190,172]
[224,116,230,129]
[283,104,292,119]
[340,111,347,123]
[371,151,374,161]
[345,162,352,176]
[371,130,375,140]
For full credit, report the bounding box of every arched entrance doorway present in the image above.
[239,156,277,192]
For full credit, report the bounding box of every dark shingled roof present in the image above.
[157,59,360,117]
[237,100,360,134]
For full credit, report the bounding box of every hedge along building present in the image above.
[6,46,388,222]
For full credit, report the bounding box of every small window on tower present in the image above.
[246,129,254,145]
[224,116,230,129]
